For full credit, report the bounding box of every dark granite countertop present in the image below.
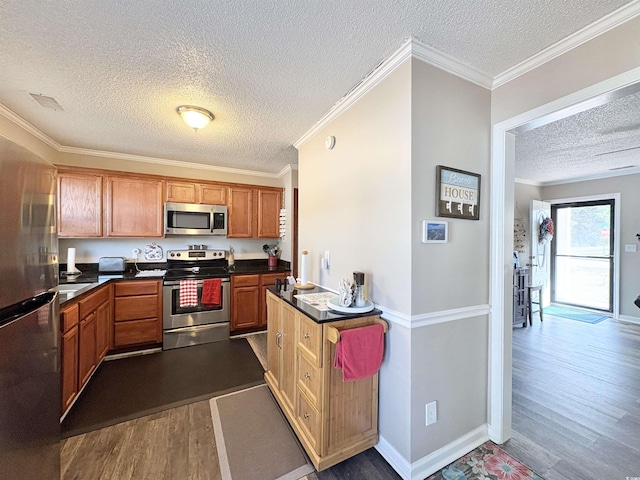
[57,259,291,306]
[267,285,382,324]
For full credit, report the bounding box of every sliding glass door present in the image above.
[551,200,614,312]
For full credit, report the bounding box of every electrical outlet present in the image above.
[426,401,437,426]
[625,244,637,253]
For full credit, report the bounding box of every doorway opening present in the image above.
[551,199,614,312]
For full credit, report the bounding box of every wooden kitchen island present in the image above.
[264,286,386,471]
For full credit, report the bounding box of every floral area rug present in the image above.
[426,441,544,480]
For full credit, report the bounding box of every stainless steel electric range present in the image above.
[162,249,230,350]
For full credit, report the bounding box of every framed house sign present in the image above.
[435,165,481,220]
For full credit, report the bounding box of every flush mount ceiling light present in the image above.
[176,105,214,131]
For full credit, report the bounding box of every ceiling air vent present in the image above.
[29,93,63,111]
[609,165,638,171]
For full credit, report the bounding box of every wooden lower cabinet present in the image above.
[230,271,290,334]
[264,290,382,471]
[61,303,80,413]
[78,312,97,387]
[113,280,162,348]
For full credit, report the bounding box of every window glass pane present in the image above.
[555,257,610,310]
[555,205,611,256]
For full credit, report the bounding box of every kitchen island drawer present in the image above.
[114,280,159,297]
[296,351,322,409]
[61,303,79,333]
[296,388,321,452]
[297,313,322,367]
[114,318,160,346]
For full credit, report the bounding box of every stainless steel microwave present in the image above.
[164,202,228,236]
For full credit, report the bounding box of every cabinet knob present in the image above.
[304,373,310,379]
[303,412,309,419]
[304,332,309,339]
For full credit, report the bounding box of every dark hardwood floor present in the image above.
[503,313,640,480]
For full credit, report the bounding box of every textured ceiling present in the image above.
[0,0,635,174]
[515,90,640,184]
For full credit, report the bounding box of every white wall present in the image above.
[297,59,413,461]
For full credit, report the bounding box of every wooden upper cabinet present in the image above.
[104,175,164,237]
[257,189,282,238]
[199,184,226,205]
[228,187,254,238]
[166,180,227,205]
[57,172,103,237]
[166,181,197,204]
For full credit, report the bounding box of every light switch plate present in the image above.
[625,244,637,252]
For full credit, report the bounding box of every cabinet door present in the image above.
[228,187,254,238]
[266,292,281,391]
[95,300,110,362]
[57,172,103,237]
[257,188,282,238]
[280,303,297,414]
[260,273,288,327]
[231,286,261,331]
[104,176,164,237]
[166,181,197,203]
[78,313,97,389]
[199,184,227,205]
[61,325,79,413]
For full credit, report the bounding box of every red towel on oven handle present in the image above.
[333,323,384,382]
[179,280,199,307]
[202,278,222,307]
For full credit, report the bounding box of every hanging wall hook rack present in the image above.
[636,233,640,241]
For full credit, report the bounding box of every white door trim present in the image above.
[489,66,640,443]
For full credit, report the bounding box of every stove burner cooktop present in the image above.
[165,249,229,281]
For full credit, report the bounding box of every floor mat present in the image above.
[210,385,314,480]
[544,305,608,324]
[426,441,544,480]
[62,338,265,438]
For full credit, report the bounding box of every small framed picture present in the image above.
[422,220,448,243]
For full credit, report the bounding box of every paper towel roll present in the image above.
[67,247,79,273]
[300,250,308,285]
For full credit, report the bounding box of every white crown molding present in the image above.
[493,0,640,88]
[0,103,62,151]
[514,177,542,186]
[294,38,493,150]
[410,37,493,89]
[276,163,298,178]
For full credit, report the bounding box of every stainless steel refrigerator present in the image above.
[0,135,60,479]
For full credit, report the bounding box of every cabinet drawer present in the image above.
[115,295,158,321]
[233,274,260,287]
[296,388,321,452]
[297,314,322,367]
[296,351,322,410]
[61,303,79,333]
[261,272,286,286]
[114,281,159,297]
[78,285,110,318]
[114,318,159,347]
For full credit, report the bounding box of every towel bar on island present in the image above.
[327,318,388,344]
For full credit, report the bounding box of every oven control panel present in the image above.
[167,249,227,260]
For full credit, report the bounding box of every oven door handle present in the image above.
[164,279,230,287]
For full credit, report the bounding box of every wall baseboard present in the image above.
[409,425,489,480]
[617,314,640,325]
[375,435,412,480]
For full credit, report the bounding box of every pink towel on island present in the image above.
[333,323,385,382]
[179,280,198,307]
